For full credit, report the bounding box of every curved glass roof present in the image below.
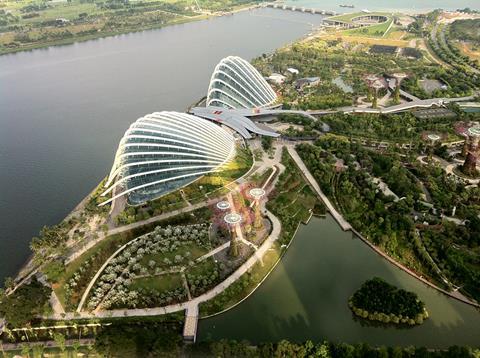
[207,56,277,109]
[101,111,235,205]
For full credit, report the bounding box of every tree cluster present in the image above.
[349,277,428,325]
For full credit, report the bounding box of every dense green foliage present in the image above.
[297,140,419,246]
[266,148,320,244]
[411,164,480,220]
[320,111,461,143]
[94,320,183,357]
[2,314,478,356]
[0,277,51,327]
[91,322,479,358]
[261,136,272,151]
[253,37,478,110]
[428,21,480,74]
[420,220,480,300]
[349,277,427,325]
[296,137,480,301]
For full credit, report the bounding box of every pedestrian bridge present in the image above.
[183,304,199,342]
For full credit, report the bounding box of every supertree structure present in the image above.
[462,125,480,176]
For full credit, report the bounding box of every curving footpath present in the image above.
[48,209,282,324]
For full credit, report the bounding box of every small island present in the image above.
[349,277,429,325]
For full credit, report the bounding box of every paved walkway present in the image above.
[286,145,351,231]
[196,242,230,262]
[47,207,282,321]
[182,272,192,301]
[66,201,210,264]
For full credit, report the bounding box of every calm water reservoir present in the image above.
[198,215,480,347]
[0,8,324,283]
[1,4,480,347]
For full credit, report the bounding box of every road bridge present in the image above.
[265,3,336,15]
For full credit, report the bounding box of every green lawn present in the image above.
[185,257,218,277]
[182,146,253,203]
[344,18,394,37]
[327,12,390,23]
[129,274,184,293]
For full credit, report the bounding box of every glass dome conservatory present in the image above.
[101,111,235,206]
[206,56,277,109]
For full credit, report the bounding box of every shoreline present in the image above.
[200,212,315,320]
[6,9,479,325]
[350,226,480,309]
[0,4,261,57]
[0,4,447,58]
[288,146,480,309]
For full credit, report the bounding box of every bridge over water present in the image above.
[264,3,337,16]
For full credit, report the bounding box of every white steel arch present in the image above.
[101,111,235,206]
[206,56,277,109]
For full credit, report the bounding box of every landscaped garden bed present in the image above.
[86,223,211,310]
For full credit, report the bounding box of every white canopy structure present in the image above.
[206,56,277,109]
[101,111,235,206]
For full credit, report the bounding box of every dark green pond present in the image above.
[198,215,480,348]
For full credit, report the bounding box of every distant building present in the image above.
[267,73,287,85]
[286,67,299,75]
[55,18,70,25]
[369,45,398,55]
[401,47,423,59]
